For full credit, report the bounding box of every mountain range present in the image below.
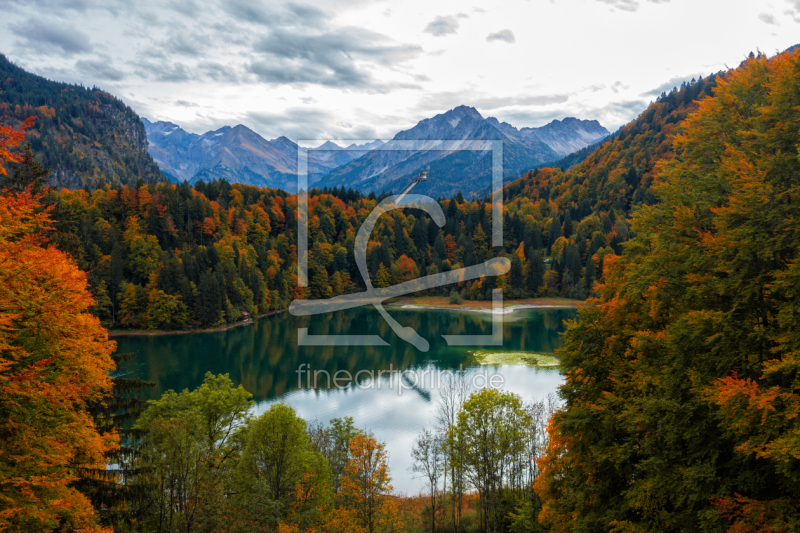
[144,106,608,197]
[316,106,608,198]
[142,119,383,190]
[1,54,608,197]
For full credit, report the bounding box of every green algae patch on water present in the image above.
[469,350,561,368]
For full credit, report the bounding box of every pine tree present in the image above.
[526,250,545,296]
[3,143,50,193]
[74,352,155,528]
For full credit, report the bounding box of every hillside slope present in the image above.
[537,49,800,533]
[504,73,719,216]
[0,54,166,188]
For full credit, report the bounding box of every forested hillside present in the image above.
[44,180,551,331]
[537,50,800,532]
[0,54,166,188]
[505,72,719,227]
[28,70,726,331]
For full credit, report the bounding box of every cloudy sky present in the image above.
[1,0,798,142]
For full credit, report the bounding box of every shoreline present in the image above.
[107,297,583,337]
[107,309,285,337]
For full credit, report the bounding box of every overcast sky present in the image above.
[1,0,798,142]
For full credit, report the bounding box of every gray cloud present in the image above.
[758,13,778,24]
[161,32,210,57]
[5,1,424,94]
[601,99,649,113]
[224,0,328,27]
[595,99,648,128]
[416,90,569,112]
[75,58,125,81]
[596,0,670,11]
[248,27,422,90]
[610,81,627,93]
[165,0,203,18]
[596,0,639,11]
[787,0,800,22]
[641,72,706,97]
[0,0,127,14]
[132,59,193,82]
[198,61,241,82]
[175,100,199,107]
[423,15,466,36]
[245,107,378,140]
[11,18,93,55]
[486,29,515,43]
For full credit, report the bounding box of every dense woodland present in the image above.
[41,179,598,331]
[1,47,799,533]
[537,50,800,532]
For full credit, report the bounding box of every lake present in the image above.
[114,305,577,494]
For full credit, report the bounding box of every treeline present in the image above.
[1,65,728,333]
[42,176,616,331]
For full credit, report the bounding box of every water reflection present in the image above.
[114,307,576,493]
[115,307,575,401]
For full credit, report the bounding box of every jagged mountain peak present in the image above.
[269,135,297,149]
[446,105,484,119]
[317,105,609,198]
[317,141,344,150]
[417,105,484,128]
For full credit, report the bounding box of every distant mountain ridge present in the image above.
[317,105,609,198]
[143,119,383,190]
[0,54,165,188]
[144,106,608,197]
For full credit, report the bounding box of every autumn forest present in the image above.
[1,39,800,533]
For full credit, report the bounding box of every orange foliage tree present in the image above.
[0,117,34,177]
[536,50,800,532]
[340,434,400,533]
[0,120,117,532]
